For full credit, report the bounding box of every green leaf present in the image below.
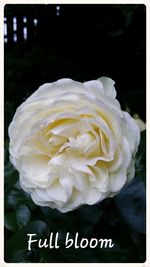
[4,169,18,193]
[135,130,146,185]
[136,130,146,164]
[5,189,29,209]
[5,204,31,232]
[4,211,17,232]
[114,177,146,234]
[40,203,103,236]
[5,220,49,263]
[16,205,31,228]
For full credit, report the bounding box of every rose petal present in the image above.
[98,77,116,98]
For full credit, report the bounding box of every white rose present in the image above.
[9,77,140,212]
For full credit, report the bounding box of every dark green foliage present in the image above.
[5,220,49,262]
[135,130,146,185]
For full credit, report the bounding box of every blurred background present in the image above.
[4,4,146,263]
[4,4,146,138]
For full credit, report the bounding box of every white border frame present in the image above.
[0,1,149,267]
